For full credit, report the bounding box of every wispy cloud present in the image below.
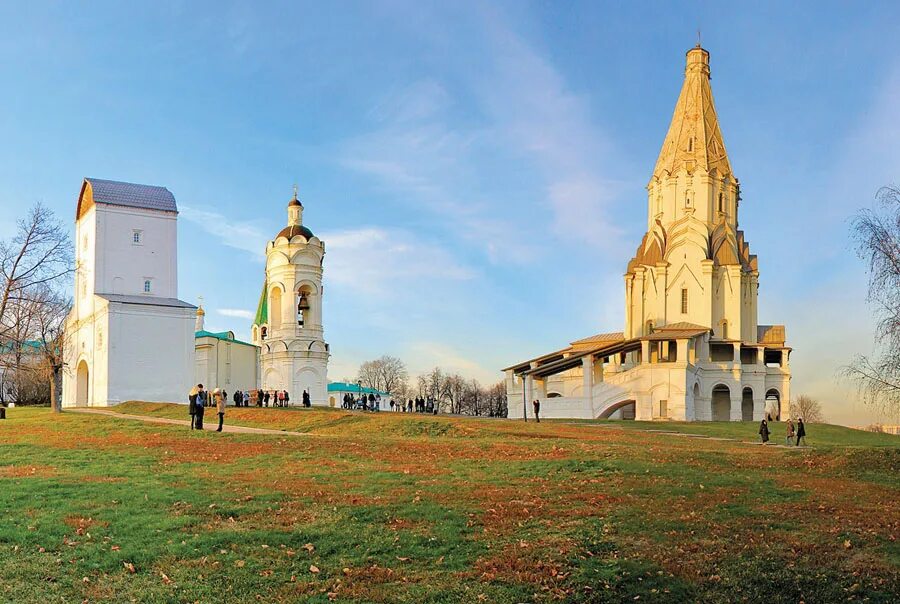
[217,308,254,320]
[322,226,474,294]
[338,8,627,262]
[180,205,269,260]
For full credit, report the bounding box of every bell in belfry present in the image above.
[298,293,311,312]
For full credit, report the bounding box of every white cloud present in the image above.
[180,205,269,260]
[322,226,474,293]
[217,308,254,320]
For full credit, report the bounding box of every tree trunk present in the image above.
[50,364,62,413]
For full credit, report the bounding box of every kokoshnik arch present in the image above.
[504,45,792,422]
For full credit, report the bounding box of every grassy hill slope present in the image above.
[0,405,897,603]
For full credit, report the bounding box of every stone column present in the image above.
[641,340,650,365]
[582,355,594,404]
[524,375,534,419]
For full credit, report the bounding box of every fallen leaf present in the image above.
[309,565,320,574]
[123,562,136,574]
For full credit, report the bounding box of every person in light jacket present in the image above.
[188,386,198,430]
[214,388,226,432]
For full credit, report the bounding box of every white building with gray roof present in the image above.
[62,178,196,407]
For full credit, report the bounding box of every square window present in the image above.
[681,288,688,314]
[143,280,151,293]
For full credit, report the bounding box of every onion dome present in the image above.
[276,224,315,240]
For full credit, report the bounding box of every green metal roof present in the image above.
[195,330,256,347]
[253,279,267,326]
[327,382,391,397]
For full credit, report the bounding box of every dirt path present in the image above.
[68,408,313,437]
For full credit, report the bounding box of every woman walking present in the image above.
[759,418,770,445]
[214,388,226,432]
[786,419,795,446]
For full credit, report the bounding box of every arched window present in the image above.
[721,321,729,340]
[718,192,724,213]
[681,288,688,314]
[260,326,267,340]
[270,288,282,329]
[688,137,694,152]
[297,286,312,327]
[645,320,654,336]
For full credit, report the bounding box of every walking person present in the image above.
[263,390,270,407]
[759,418,770,445]
[786,419,795,446]
[284,390,290,406]
[188,386,198,430]
[533,399,541,423]
[233,390,242,407]
[796,417,806,446]
[302,389,311,408]
[214,388,225,432]
[194,384,207,430]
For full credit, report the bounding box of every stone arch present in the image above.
[598,399,636,420]
[741,387,754,421]
[263,368,281,391]
[765,388,781,421]
[711,383,731,421]
[293,367,323,404]
[269,286,283,329]
[251,325,259,342]
[75,359,90,406]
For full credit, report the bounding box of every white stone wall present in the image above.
[195,337,259,394]
[94,205,178,298]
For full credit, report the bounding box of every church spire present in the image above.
[287,184,303,227]
[652,46,731,180]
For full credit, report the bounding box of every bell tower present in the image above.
[252,187,329,404]
[624,45,759,343]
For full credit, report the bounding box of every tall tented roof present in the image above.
[652,46,732,180]
[78,178,177,219]
[253,279,268,326]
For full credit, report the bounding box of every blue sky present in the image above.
[1,1,899,425]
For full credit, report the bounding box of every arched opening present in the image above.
[270,288,282,329]
[599,399,636,420]
[547,392,562,398]
[260,326,268,340]
[76,360,89,406]
[765,389,781,421]
[645,320,654,336]
[741,387,754,421]
[711,384,730,421]
[251,326,259,342]
[297,285,313,327]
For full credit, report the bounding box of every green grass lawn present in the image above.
[1,405,898,603]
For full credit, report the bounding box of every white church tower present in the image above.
[62,178,196,407]
[252,187,329,404]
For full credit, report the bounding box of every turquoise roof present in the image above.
[327,382,390,397]
[195,330,256,348]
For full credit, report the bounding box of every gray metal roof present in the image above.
[96,293,196,309]
[86,178,177,213]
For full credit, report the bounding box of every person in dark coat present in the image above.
[284,391,290,406]
[758,418,769,444]
[263,391,270,407]
[233,390,242,407]
[194,385,207,430]
[533,399,541,423]
[302,390,311,408]
[796,418,806,446]
[188,387,198,430]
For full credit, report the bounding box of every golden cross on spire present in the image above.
[293,183,298,199]
[697,29,702,47]
[198,295,204,308]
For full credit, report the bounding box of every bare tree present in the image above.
[845,186,900,418]
[357,355,409,395]
[32,288,71,412]
[789,395,825,423]
[0,204,74,341]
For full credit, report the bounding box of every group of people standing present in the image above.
[187,385,315,432]
[759,417,807,446]
[392,396,438,414]
[187,384,225,432]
